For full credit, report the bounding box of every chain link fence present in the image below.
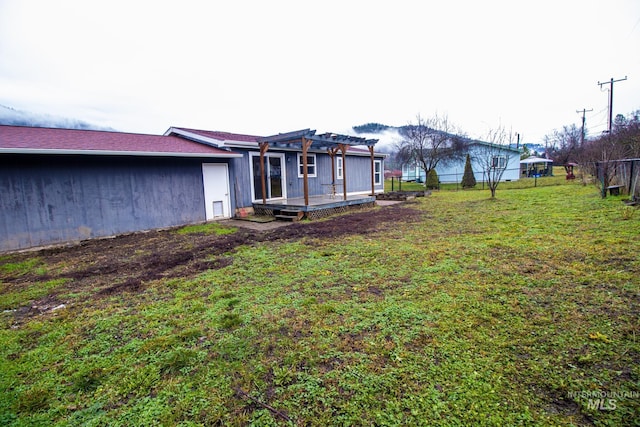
[388,167,569,192]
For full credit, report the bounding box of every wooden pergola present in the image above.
[256,129,379,206]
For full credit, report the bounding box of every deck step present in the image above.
[275,210,304,221]
[274,215,298,221]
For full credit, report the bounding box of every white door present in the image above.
[202,163,231,220]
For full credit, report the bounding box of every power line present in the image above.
[587,121,607,130]
[593,106,609,116]
[587,107,609,131]
[597,76,628,132]
[576,108,593,146]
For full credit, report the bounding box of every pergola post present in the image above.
[328,147,340,197]
[302,137,313,206]
[259,142,269,204]
[328,148,336,184]
[338,143,348,201]
[369,146,375,196]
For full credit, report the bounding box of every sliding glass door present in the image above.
[251,153,286,201]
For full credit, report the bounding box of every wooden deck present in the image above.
[253,194,376,220]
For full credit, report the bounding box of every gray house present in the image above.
[1,125,384,252]
[166,128,384,219]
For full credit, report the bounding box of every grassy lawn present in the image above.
[1,183,639,426]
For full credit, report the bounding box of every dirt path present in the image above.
[1,204,423,318]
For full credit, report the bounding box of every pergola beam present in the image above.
[258,130,378,149]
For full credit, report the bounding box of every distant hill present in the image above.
[523,143,546,156]
[0,104,114,131]
[352,122,460,150]
[352,122,434,138]
[353,122,486,145]
[352,123,394,134]
[350,123,406,150]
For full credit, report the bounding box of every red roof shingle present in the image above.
[0,125,240,157]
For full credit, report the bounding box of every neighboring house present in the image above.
[402,141,522,183]
[1,125,384,252]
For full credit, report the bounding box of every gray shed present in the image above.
[0,125,241,252]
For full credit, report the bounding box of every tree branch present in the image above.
[234,387,292,422]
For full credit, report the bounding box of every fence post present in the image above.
[629,160,635,195]
[597,162,606,198]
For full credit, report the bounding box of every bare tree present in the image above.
[546,124,582,174]
[576,111,640,192]
[475,126,516,198]
[392,140,414,175]
[612,111,640,158]
[398,113,468,181]
[581,133,633,194]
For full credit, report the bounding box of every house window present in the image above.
[297,153,317,178]
[491,156,507,169]
[336,157,343,180]
[374,160,382,185]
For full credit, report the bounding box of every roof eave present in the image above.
[471,140,522,153]
[0,148,243,158]
[220,141,260,149]
[164,127,225,148]
[167,127,261,149]
[341,150,387,157]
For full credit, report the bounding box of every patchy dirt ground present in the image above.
[1,204,423,316]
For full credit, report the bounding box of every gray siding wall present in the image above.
[0,155,208,252]
[334,154,385,194]
[286,152,384,196]
[228,152,253,208]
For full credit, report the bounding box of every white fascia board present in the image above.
[164,128,225,148]
[221,141,260,149]
[0,148,243,158]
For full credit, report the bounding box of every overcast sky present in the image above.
[1,0,638,145]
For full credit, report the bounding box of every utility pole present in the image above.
[576,107,593,146]
[598,76,627,133]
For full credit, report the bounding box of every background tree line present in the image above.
[356,108,639,197]
[545,110,640,187]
